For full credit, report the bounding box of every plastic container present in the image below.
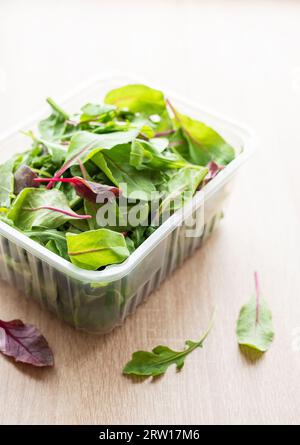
[0,75,253,333]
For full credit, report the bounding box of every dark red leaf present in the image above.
[35,177,120,203]
[14,165,38,194]
[203,161,224,185]
[0,319,54,367]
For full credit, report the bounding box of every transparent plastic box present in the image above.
[0,75,253,333]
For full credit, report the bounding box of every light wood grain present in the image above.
[1,0,300,425]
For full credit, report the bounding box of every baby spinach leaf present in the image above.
[167,100,235,166]
[66,228,130,270]
[105,84,166,115]
[0,318,54,367]
[91,144,158,200]
[0,158,15,208]
[123,310,215,377]
[236,272,274,352]
[7,188,91,231]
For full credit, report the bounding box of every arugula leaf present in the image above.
[105,84,166,115]
[7,188,91,230]
[0,158,15,208]
[236,272,274,352]
[66,228,130,270]
[39,97,69,141]
[123,310,215,377]
[167,100,235,166]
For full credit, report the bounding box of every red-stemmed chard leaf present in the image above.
[0,319,54,367]
[27,204,92,219]
[236,272,274,352]
[14,165,38,194]
[46,139,97,189]
[35,177,120,203]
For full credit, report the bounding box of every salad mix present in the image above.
[0,84,235,271]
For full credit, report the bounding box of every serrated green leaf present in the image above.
[123,310,215,377]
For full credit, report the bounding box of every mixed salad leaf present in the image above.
[0,318,54,367]
[123,309,216,377]
[236,272,274,352]
[0,84,235,271]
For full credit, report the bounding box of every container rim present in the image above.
[0,72,255,282]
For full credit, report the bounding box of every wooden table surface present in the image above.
[1,0,300,425]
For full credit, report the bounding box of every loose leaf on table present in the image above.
[0,319,54,367]
[123,309,216,377]
[66,228,130,270]
[236,272,274,352]
[104,84,166,115]
[34,176,120,203]
[0,158,15,208]
[39,97,69,141]
[7,188,91,231]
[167,100,235,166]
[14,164,38,194]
